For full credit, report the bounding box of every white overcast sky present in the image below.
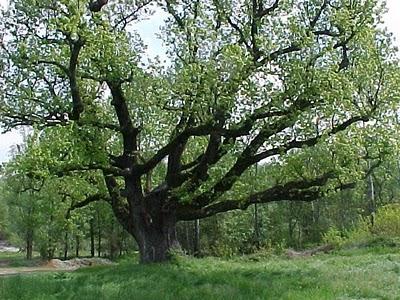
[0,0,399,163]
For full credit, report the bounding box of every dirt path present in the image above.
[1,240,114,277]
[0,266,73,276]
[0,257,113,277]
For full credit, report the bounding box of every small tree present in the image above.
[1,0,399,263]
[2,177,41,259]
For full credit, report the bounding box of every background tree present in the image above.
[2,175,42,259]
[0,130,135,259]
[0,181,10,241]
[0,0,399,263]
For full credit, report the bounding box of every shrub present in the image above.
[322,227,346,248]
[344,217,371,247]
[371,203,400,237]
[325,204,400,250]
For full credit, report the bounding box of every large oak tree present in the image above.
[1,0,399,262]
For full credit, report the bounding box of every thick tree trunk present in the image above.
[105,173,180,263]
[138,220,179,263]
[131,209,180,263]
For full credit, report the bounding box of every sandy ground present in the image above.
[0,253,113,277]
[0,240,113,276]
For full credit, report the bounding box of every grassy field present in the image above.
[1,248,400,299]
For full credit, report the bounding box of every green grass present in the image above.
[0,251,42,267]
[1,248,400,299]
[0,252,23,260]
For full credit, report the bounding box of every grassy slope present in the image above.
[1,248,400,300]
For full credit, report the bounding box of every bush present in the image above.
[371,203,400,237]
[322,227,346,248]
[324,204,400,250]
[344,217,371,247]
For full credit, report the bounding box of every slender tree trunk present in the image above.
[47,237,54,260]
[90,219,95,257]
[193,219,200,257]
[26,229,33,260]
[185,222,190,254]
[97,233,101,257]
[75,235,80,258]
[367,161,376,227]
[63,232,69,260]
[288,203,294,247]
[47,214,55,260]
[254,203,260,247]
[110,220,118,260]
[97,209,102,257]
[119,236,124,257]
[297,225,302,249]
[253,163,260,248]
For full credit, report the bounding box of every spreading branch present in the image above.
[177,172,335,220]
[68,193,109,213]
